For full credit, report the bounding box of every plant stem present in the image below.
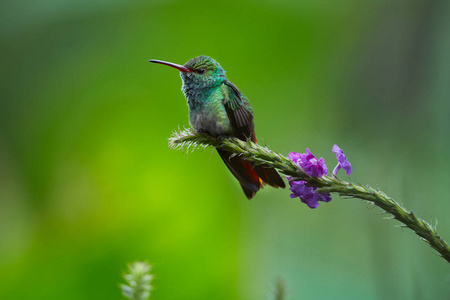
[169,128,450,264]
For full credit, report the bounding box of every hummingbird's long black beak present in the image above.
[148,59,191,73]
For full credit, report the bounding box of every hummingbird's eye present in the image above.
[196,68,206,74]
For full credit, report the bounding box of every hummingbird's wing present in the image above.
[218,81,262,199]
[220,81,286,197]
[222,81,255,141]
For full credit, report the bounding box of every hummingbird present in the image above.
[149,55,285,199]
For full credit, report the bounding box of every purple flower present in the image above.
[287,148,328,177]
[332,145,352,176]
[287,178,332,209]
[287,148,331,209]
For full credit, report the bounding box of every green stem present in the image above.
[169,128,450,264]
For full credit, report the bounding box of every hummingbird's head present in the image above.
[181,56,226,89]
[149,56,227,91]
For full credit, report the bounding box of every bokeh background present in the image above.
[1,0,449,299]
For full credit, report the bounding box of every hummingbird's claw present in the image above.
[217,134,230,142]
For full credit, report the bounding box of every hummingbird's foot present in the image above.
[217,134,231,142]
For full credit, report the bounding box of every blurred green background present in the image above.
[1,0,449,299]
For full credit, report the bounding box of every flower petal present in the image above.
[288,179,332,209]
[332,144,352,176]
[288,149,328,178]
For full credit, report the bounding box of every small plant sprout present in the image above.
[121,261,153,300]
